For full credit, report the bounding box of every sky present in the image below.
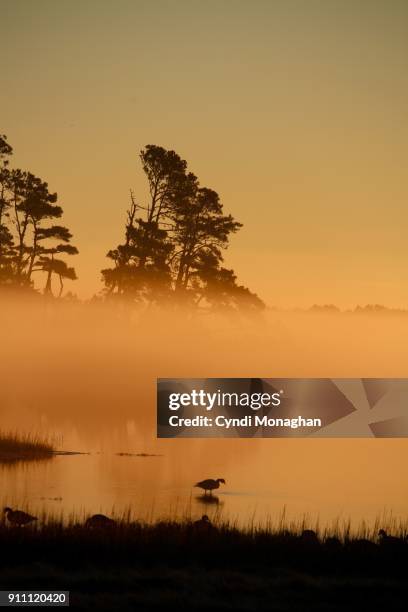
[2,0,408,308]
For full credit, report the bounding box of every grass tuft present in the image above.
[0,431,56,463]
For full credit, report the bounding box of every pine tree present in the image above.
[0,135,78,295]
[103,145,263,313]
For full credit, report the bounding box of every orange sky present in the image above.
[2,0,408,307]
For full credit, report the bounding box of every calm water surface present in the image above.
[2,306,408,532]
[1,432,407,532]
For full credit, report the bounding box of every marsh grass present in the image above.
[0,431,56,463]
[3,501,407,540]
[0,507,406,611]
[1,504,407,546]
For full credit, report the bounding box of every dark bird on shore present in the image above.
[300,529,319,544]
[3,507,38,527]
[194,515,213,529]
[85,514,116,529]
[194,478,226,495]
[378,529,403,547]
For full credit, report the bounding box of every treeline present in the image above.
[0,135,263,312]
[102,145,263,311]
[307,304,408,315]
[0,134,77,295]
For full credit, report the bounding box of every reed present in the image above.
[0,431,56,462]
[0,507,406,611]
[1,504,407,540]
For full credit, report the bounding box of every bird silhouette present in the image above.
[85,514,116,529]
[300,529,320,545]
[378,529,403,548]
[3,507,37,527]
[193,514,213,529]
[194,478,226,495]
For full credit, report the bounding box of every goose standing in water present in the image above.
[194,478,226,495]
[3,507,38,527]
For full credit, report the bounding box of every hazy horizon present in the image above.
[1,299,408,528]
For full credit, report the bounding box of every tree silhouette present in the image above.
[103,145,263,312]
[0,135,78,295]
[140,145,189,225]
[102,197,173,302]
[0,135,15,283]
[170,187,241,297]
[39,256,77,297]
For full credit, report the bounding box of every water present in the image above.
[1,300,408,531]
[1,436,407,531]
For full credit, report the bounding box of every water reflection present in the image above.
[196,494,223,507]
[0,437,407,533]
[0,456,53,468]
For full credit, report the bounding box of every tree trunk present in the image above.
[58,274,64,297]
[26,220,38,282]
[44,253,54,295]
[44,268,53,295]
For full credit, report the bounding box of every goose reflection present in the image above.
[196,494,223,506]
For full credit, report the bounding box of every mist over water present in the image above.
[1,296,408,530]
